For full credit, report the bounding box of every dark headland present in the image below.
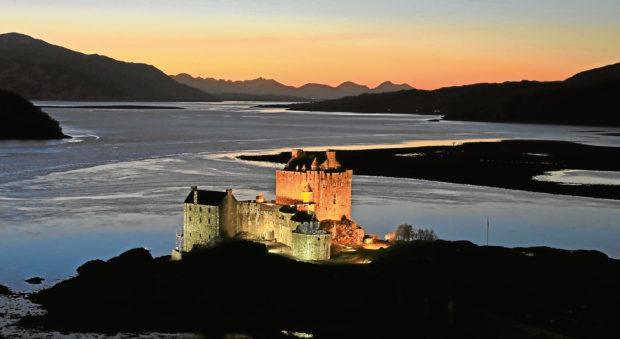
[19,239,620,338]
[266,62,620,127]
[239,140,620,200]
[0,90,69,140]
[0,33,217,102]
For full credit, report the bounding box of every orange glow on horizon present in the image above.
[2,3,619,90]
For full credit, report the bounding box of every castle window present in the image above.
[208,218,211,224]
[189,216,192,221]
[200,234,202,238]
[199,218,202,223]
[208,207,211,213]
[199,207,202,212]
[333,195,336,204]
[189,206,192,211]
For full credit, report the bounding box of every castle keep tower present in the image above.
[275,149,352,221]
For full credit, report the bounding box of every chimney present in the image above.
[226,188,233,196]
[326,151,337,169]
[191,186,198,204]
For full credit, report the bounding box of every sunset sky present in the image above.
[1,0,619,89]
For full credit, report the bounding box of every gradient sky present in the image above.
[1,0,619,89]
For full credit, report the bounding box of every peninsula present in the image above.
[239,140,620,200]
[0,90,69,140]
[272,62,620,127]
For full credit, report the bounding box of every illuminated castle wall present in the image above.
[180,189,330,260]
[275,150,352,221]
[177,150,357,260]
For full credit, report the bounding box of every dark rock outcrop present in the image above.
[0,284,11,295]
[25,277,44,285]
[319,218,365,246]
[0,90,68,139]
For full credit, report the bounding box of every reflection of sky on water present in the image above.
[1,101,620,291]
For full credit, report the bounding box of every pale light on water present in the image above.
[1,101,620,291]
[534,169,620,186]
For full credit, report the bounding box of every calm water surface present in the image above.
[1,101,620,291]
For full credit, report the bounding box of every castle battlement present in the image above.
[276,150,352,221]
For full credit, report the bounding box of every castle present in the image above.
[173,149,362,261]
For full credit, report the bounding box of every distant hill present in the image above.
[0,89,68,139]
[282,63,620,126]
[171,73,412,100]
[0,33,217,102]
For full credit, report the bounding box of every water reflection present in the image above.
[534,169,620,186]
[1,101,620,291]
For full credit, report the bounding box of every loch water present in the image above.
[1,101,620,291]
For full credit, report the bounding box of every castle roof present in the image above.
[184,189,228,206]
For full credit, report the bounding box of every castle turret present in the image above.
[291,149,304,158]
[320,150,341,170]
[256,192,265,203]
[302,183,313,203]
[191,186,198,203]
[219,188,238,238]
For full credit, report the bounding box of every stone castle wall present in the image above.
[183,203,220,251]
[291,232,331,261]
[275,169,352,221]
[236,202,298,247]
